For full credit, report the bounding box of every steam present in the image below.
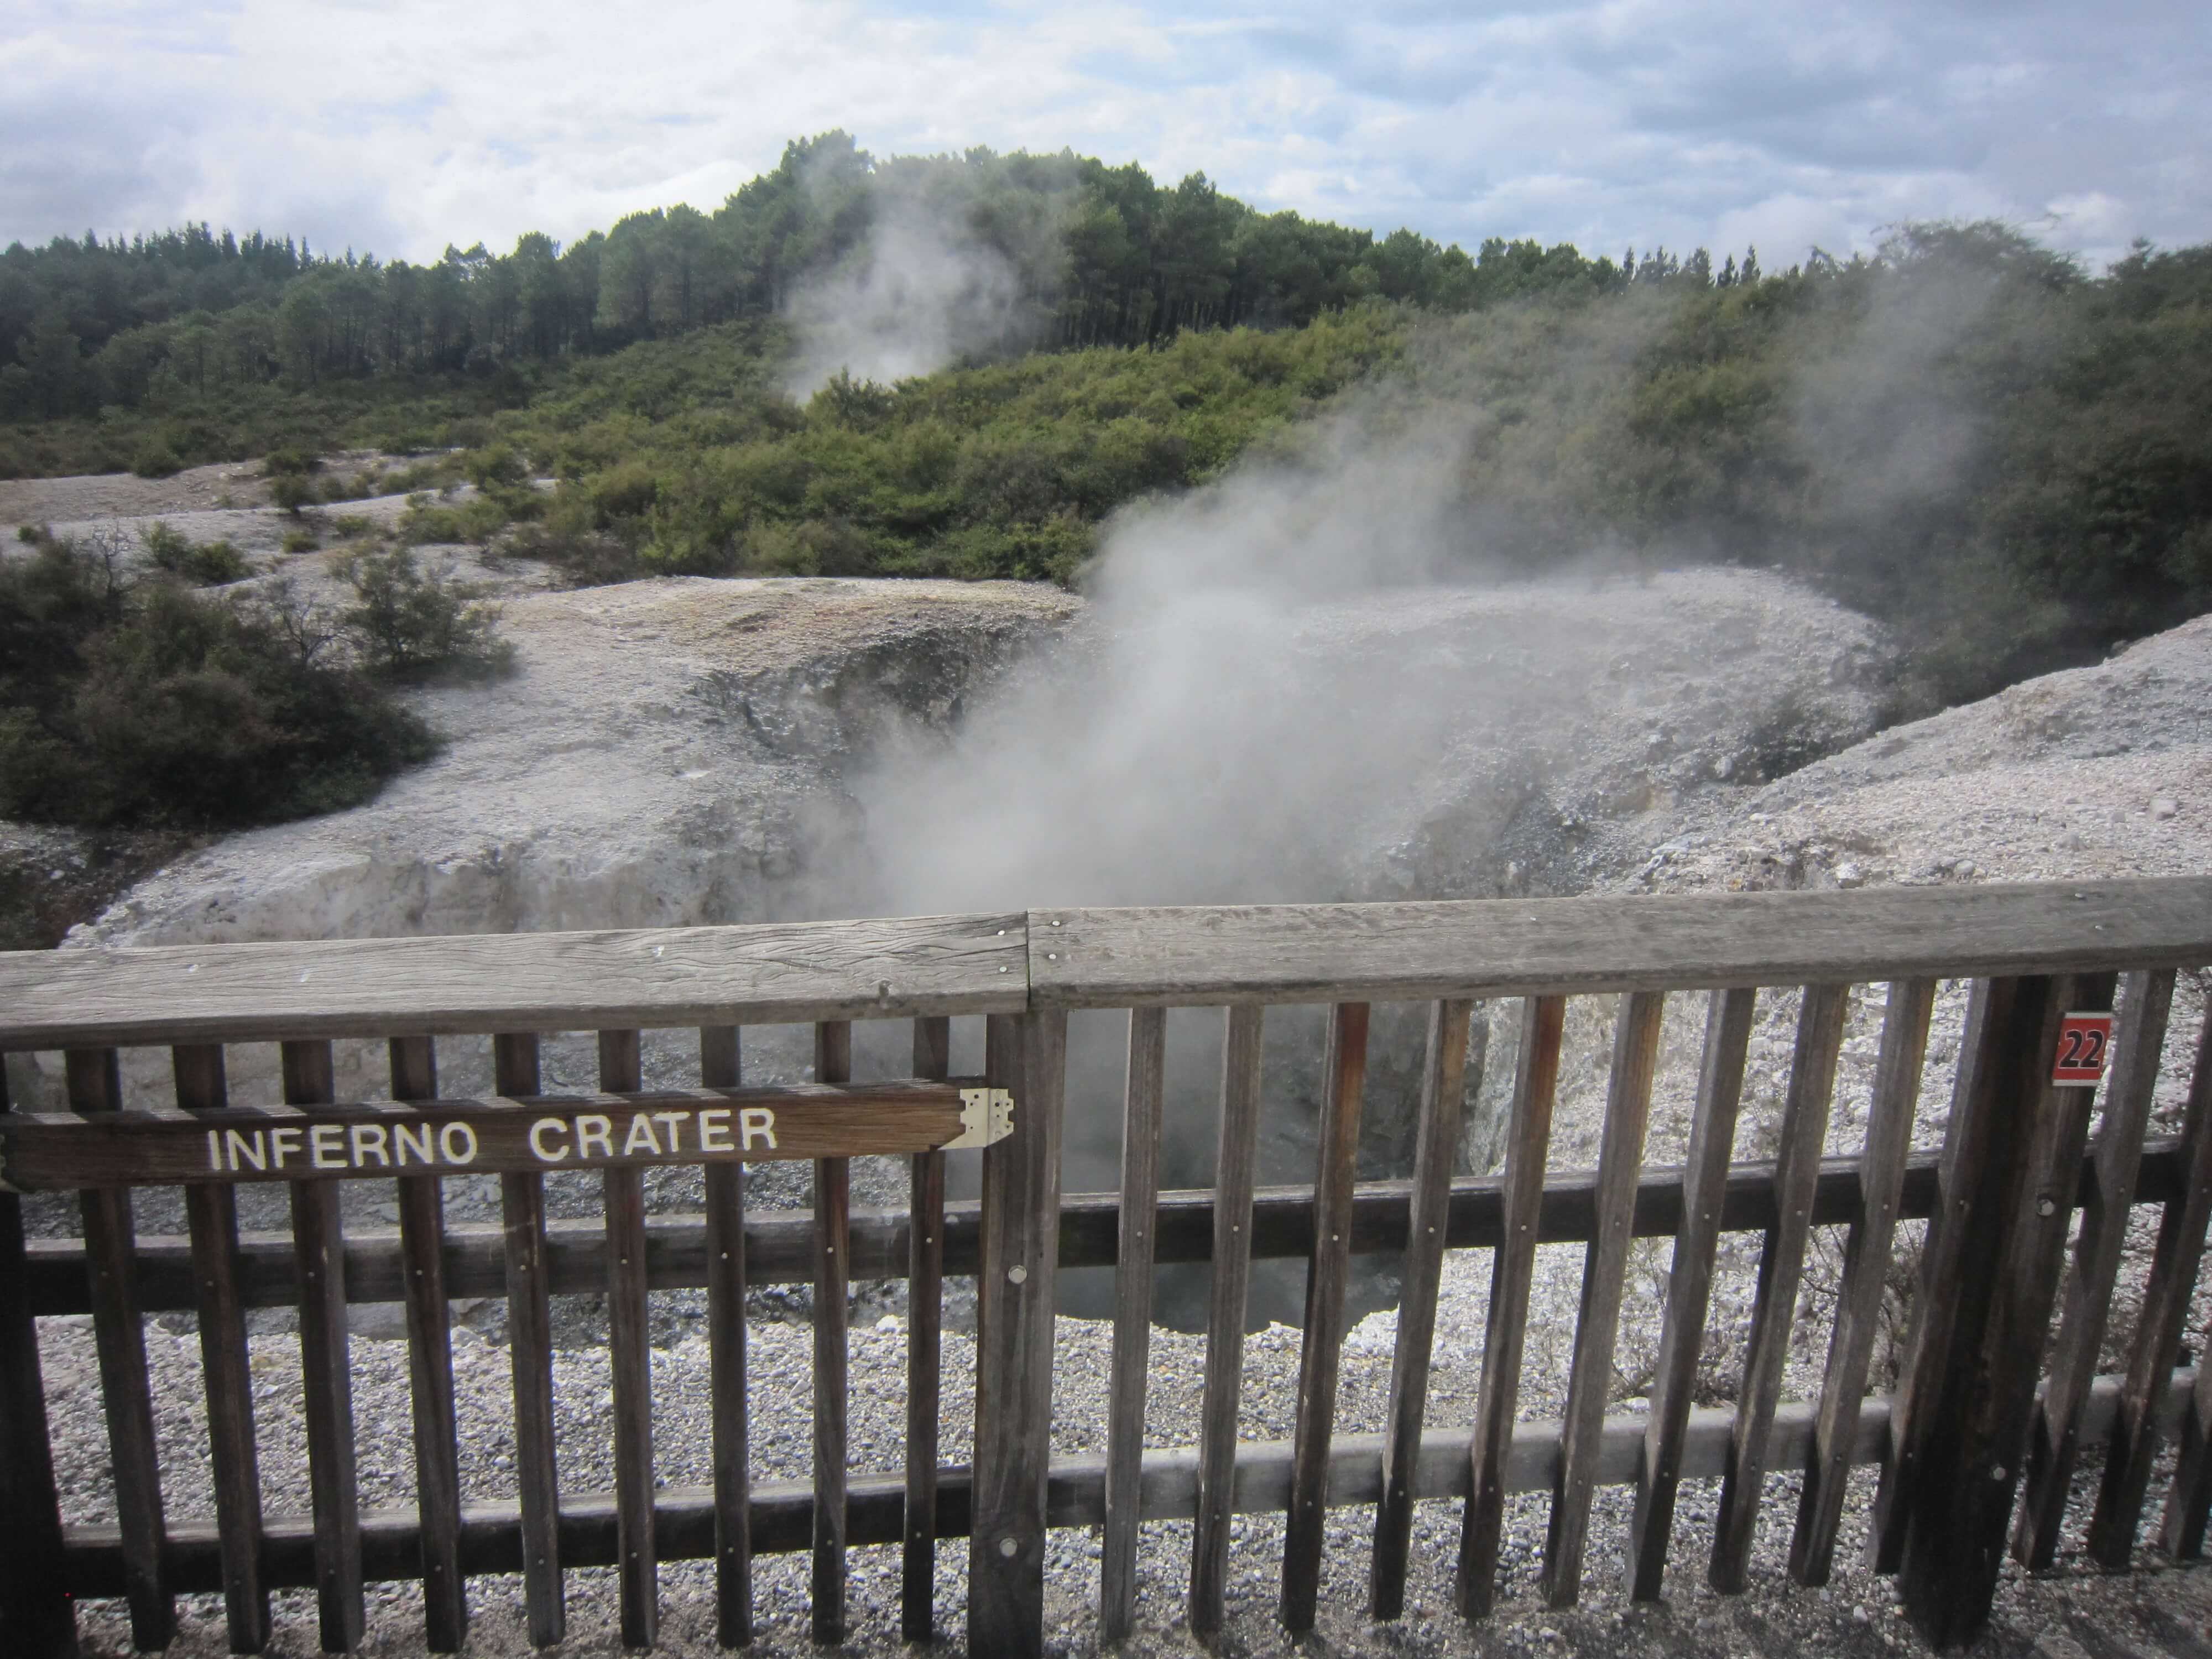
[781,198,1035,400]
[849,413,1507,917]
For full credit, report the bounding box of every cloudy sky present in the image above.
[4,1,2203,270]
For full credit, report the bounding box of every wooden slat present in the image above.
[1788,977,1936,1586]
[1869,977,2009,1575]
[284,1039,364,1653]
[1101,1005,1166,1644]
[2166,1357,2212,1559]
[56,1369,2206,1596]
[494,1032,564,1648]
[0,1057,76,1659]
[2089,1000,2212,1567]
[175,1042,270,1653]
[598,1029,656,1650]
[968,1010,1068,1659]
[1895,974,2114,1650]
[1029,881,2212,1008]
[1629,985,1756,1600]
[2015,969,2177,1568]
[0,912,1029,1047]
[1369,999,1475,1619]
[68,1046,173,1651]
[389,1036,465,1652]
[698,1026,751,1647]
[903,1015,950,1645]
[1188,1004,1265,1640]
[1710,982,1850,1592]
[811,1019,851,1647]
[23,1134,2195,1314]
[1282,1002,1370,1631]
[1542,990,1663,1607]
[1455,994,1566,1619]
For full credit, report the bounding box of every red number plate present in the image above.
[2052,1012,2116,1084]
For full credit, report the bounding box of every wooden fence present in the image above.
[1,879,2210,1656]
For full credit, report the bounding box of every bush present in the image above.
[264,447,320,476]
[131,442,183,479]
[280,528,320,554]
[143,521,251,586]
[0,539,437,828]
[269,473,321,515]
[329,514,382,541]
[17,523,48,544]
[341,547,515,680]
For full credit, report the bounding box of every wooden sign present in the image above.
[0,1083,1011,1192]
[2052,1011,2117,1085]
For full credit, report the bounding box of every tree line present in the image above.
[2,132,1764,425]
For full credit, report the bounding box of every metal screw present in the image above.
[999,1536,1019,1558]
[1008,1264,1028,1284]
[1990,1465,2008,1482]
[2037,1195,2057,1217]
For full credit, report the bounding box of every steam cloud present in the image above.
[782,199,1035,400]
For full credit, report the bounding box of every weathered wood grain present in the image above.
[1896,974,2114,1649]
[1370,999,1475,1620]
[1789,978,1935,1587]
[1711,983,1849,1593]
[1190,1004,1265,1641]
[284,1039,364,1655]
[812,1020,852,1646]
[1630,986,1755,1601]
[904,1016,950,1645]
[1457,995,1566,1620]
[2166,1354,2212,1559]
[599,1031,657,1650]
[175,1042,269,1654]
[1102,1006,1166,1644]
[1282,1003,1369,1631]
[699,1027,751,1648]
[1544,990,1663,1608]
[0,912,1028,1047]
[69,1046,172,1651]
[0,1058,75,1659]
[969,1011,1068,1659]
[493,1034,564,1648]
[1028,881,2212,1008]
[388,1036,466,1652]
[2090,999,2212,1567]
[2015,969,2176,1568]
[56,1369,2203,1598]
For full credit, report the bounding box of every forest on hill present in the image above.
[3,133,2210,717]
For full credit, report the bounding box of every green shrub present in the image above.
[268,473,317,515]
[341,547,515,680]
[0,539,437,828]
[329,514,382,541]
[280,528,320,554]
[16,523,48,544]
[143,521,251,586]
[264,447,320,476]
[131,442,183,479]
[466,445,529,489]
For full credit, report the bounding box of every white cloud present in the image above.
[0,0,2203,269]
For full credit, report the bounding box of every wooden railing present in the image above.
[2,880,2210,1656]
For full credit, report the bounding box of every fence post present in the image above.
[1,1060,77,1659]
[969,1007,1067,1659]
[1893,973,2114,1649]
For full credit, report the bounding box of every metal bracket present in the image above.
[945,1087,1014,1150]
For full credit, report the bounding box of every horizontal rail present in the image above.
[23,1138,2193,1316]
[0,913,1029,1047]
[57,1370,2199,1600]
[5,881,2208,1048]
[1030,880,2212,1006]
